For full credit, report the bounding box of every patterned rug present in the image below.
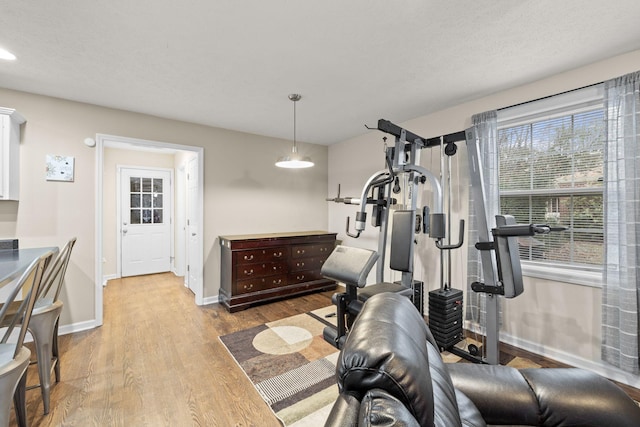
[219,308,543,426]
[219,306,339,426]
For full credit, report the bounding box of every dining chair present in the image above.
[26,237,76,415]
[0,250,53,427]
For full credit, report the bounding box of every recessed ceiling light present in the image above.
[0,48,16,61]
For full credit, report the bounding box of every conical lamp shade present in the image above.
[275,152,314,168]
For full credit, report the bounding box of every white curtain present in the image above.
[602,71,640,374]
[466,111,499,331]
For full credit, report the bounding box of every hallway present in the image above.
[15,273,334,426]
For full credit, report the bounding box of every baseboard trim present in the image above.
[463,322,640,389]
[202,295,219,306]
[102,274,117,286]
[499,331,640,389]
[58,319,100,336]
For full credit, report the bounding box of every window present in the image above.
[497,86,605,281]
[129,177,164,224]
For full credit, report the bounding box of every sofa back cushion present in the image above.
[336,293,462,427]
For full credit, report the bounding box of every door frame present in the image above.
[185,155,200,294]
[94,134,204,327]
[116,165,174,278]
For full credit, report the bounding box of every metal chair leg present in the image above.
[13,371,28,427]
[28,305,62,415]
[53,320,60,383]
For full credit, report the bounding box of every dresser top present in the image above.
[219,230,334,242]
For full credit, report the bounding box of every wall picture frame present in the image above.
[46,154,75,182]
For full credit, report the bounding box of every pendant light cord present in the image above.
[292,97,298,153]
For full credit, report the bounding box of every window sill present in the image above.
[521,262,602,288]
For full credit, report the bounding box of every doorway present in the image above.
[95,134,204,327]
[118,167,172,277]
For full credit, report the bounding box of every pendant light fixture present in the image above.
[275,94,314,168]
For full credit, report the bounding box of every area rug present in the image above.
[219,306,339,426]
[219,308,544,426]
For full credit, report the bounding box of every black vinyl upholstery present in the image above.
[321,245,379,288]
[325,293,640,427]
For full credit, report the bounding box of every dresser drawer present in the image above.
[289,256,326,272]
[236,261,286,280]
[234,278,265,294]
[234,274,288,295]
[262,275,287,290]
[291,243,334,259]
[236,247,287,265]
[316,243,335,257]
[288,269,323,284]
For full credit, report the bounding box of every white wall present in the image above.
[328,49,640,386]
[0,88,329,330]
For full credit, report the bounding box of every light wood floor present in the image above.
[13,272,335,427]
[11,272,640,426]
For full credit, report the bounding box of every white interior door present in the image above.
[120,167,172,277]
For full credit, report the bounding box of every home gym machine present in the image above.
[421,125,564,364]
[324,120,563,363]
[322,119,465,348]
[429,126,564,364]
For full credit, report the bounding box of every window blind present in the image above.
[497,86,605,267]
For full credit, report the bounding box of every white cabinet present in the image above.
[0,107,25,200]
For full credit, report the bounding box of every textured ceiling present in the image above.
[1,1,640,145]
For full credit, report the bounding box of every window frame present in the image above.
[496,84,605,288]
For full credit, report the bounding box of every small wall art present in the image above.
[46,155,75,182]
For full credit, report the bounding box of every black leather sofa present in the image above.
[324,292,640,427]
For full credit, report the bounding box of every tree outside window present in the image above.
[498,109,604,267]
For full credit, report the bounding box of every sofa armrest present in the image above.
[448,364,640,427]
[336,293,451,426]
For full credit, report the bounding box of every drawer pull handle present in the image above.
[274,251,283,257]
[244,254,254,261]
[243,284,253,290]
[297,262,305,267]
[297,275,305,280]
[244,269,254,275]
[297,249,305,255]
[273,279,282,285]
[273,266,278,271]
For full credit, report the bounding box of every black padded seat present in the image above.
[357,282,413,301]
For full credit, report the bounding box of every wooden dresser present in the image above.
[219,231,337,312]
